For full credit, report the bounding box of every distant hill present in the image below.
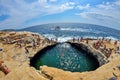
[19,23,120,36]
[1,23,119,40]
[0,29,16,32]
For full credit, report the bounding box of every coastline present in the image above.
[0,31,120,80]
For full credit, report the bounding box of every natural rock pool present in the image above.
[30,43,99,72]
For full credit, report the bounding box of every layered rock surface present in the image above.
[0,31,120,80]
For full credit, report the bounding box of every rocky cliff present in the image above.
[0,31,120,80]
[69,42,108,66]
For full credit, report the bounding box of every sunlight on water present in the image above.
[34,43,99,72]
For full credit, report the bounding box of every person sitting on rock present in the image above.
[0,64,10,75]
[0,60,10,75]
[114,41,118,46]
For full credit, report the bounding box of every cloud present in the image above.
[76,3,90,10]
[79,12,117,21]
[49,0,57,2]
[76,0,120,29]
[115,0,120,6]
[0,0,120,30]
[0,0,76,29]
[59,2,75,11]
[38,0,47,3]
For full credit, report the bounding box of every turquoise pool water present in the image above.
[32,43,99,72]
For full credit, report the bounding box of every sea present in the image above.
[19,23,120,42]
[20,23,120,72]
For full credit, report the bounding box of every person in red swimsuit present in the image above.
[0,60,10,75]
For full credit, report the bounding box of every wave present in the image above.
[43,34,118,42]
[60,28,90,32]
[43,34,57,39]
[60,28,105,35]
[105,36,118,40]
[83,36,118,40]
[57,37,73,42]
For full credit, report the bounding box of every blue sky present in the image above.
[0,0,120,30]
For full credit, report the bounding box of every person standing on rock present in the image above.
[32,39,36,49]
[73,38,75,42]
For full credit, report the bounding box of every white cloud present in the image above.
[38,0,47,3]
[77,3,90,10]
[59,2,75,11]
[68,2,75,5]
[0,0,76,29]
[115,0,120,6]
[0,0,120,30]
[76,0,120,29]
[49,0,57,2]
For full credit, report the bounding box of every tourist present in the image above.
[80,37,83,42]
[37,37,41,45]
[103,45,106,50]
[99,45,104,52]
[55,38,58,42]
[0,48,3,51]
[117,77,120,80]
[95,41,100,49]
[25,47,29,54]
[16,41,22,48]
[0,60,10,75]
[114,41,118,46]
[117,65,120,70]
[86,39,89,44]
[4,37,8,44]
[108,39,111,43]
[92,42,96,48]
[46,38,50,44]
[102,37,104,41]
[116,46,119,51]
[41,40,45,46]
[1,65,10,75]
[0,60,4,66]
[77,38,79,42]
[115,46,120,54]
[105,48,112,58]
[73,38,75,42]
[109,77,117,80]
[32,39,36,49]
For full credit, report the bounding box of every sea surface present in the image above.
[21,23,120,72]
[20,23,120,42]
[31,43,99,72]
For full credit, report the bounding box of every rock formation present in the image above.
[0,31,120,80]
[69,42,108,66]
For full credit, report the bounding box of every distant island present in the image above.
[53,26,61,30]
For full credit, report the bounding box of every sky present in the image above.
[0,0,120,30]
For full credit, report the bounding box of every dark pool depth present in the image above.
[30,43,99,72]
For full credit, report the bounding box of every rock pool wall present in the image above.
[30,43,57,68]
[69,42,108,66]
